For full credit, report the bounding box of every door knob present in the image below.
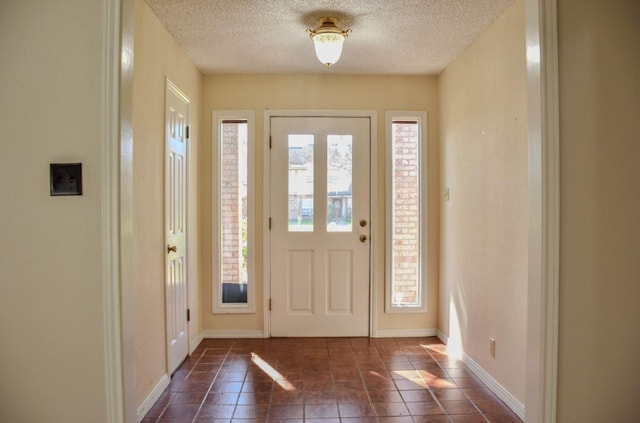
[359,219,367,227]
[359,235,367,243]
[167,244,177,253]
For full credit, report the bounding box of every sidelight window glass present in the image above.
[386,112,428,312]
[213,111,255,312]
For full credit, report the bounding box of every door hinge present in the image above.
[269,217,272,230]
[185,125,190,139]
[187,309,190,322]
[269,298,272,311]
[269,135,272,149]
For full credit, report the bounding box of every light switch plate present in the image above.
[50,163,82,196]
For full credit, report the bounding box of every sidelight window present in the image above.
[213,111,255,313]
[386,112,428,312]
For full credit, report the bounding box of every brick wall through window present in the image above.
[220,122,247,286]
[391,121,420,305]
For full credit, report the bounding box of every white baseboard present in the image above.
[201,329,266,339]
[372,328,437,338]
[136,374,170,422]
[189,332,204,354]
[436,330,448,345]
[462,353,525,420]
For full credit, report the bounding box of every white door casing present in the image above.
[165,80,189,374]
[269,116,371,337]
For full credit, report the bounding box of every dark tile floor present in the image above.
[142,337,523,423]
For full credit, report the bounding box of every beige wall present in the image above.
[439,0,527,402]
[556,0,640,421]
[200,75,440,333]
[133,0,202,405]
[0,0,110,421]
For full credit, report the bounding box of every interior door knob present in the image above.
[167,244,177,253]
[359,235,367,243]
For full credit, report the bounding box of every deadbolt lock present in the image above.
[359,219,367,227]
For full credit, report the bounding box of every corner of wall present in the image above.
[437,0,528,406]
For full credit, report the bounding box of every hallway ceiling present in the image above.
[144,0,515,75]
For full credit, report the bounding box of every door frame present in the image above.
[524,0,560,421]
[262,110,378,338]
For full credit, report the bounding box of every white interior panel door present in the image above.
[165,81,189,374]
[270,116,371,336]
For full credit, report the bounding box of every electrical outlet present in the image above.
[489,338,496,357]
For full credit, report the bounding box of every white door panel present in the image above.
[165,81,189,374]
[270,116,370,337]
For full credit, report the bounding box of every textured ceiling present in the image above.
[144,0,515,75]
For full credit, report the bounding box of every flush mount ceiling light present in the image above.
[307,17,351,68]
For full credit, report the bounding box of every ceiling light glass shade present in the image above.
[312,33,345,67]
[307,18,351,68]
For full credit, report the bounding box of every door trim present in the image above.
[525,0,559,421]
[263,110,378,338]
[104,0,132,421]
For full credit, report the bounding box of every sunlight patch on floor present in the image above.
[250,353,295,391]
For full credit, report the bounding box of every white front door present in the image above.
[165,81,189,374]
[270,116,371,337]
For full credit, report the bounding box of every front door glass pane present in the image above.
[327,135,352,232]
[288,135,314,232]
